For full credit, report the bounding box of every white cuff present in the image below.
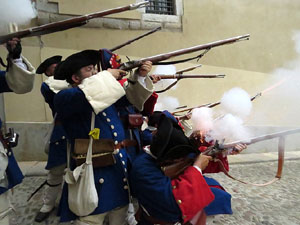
[124,71,154,111]
[5,55,35,94]
[44,76,70,94]
[193,165,202,174]
[78,71,125,114]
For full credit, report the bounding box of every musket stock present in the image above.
[0,2,149,45]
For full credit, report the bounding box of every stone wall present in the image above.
[7,122,300,161]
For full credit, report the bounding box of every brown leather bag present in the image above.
[128,114,143,128]
[72,139,116,168]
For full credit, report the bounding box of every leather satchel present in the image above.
[73,139,116,168]
[128,114,143,129]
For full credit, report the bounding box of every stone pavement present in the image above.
[8,151,300,225]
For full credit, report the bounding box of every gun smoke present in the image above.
[191,88,252,143]
[220,87,252,119]
[249,30,300,128]
[154,96,180,112]
[0,0,36,34]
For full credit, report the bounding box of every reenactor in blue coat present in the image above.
[130,113,216,225]
[99,49,156,162]
[0,38,35,225]
[53,50,154,225]
[35,55,70,222]
[131,112,246,225]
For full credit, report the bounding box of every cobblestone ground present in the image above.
[9,159,300,225]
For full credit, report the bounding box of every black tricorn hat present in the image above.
[36,55,62,74]
[150,114,197,164]
[54,50,100,82]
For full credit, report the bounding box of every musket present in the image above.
[175,64,202,74]
[154,74,225,94]
[119,34,250,71]
[165,128,300,185]
[222,128,300,149]
[173,91,262,115]
[109,26,161,52]
[205,127,300,186]
[0,2,149,45]
[173,78,284,115]
[154,74,225,79]
[153,64,205,93]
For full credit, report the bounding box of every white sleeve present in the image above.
[193,165,202,174]
[78,71,126,114]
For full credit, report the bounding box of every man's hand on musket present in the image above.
[231,143,247,155]
[138,61,152,77]
[194,154,212,171]
[108,68,127,80]
[5,38,22,59]
[150,74,161,84]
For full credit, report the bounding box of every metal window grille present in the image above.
[146,0,175,15]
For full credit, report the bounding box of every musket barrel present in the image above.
[119,34,250,71]
[176,64,202,74]
[157,74,225,79]
[0,2,149,45]
[173,90,259,114]
[223,128,300,148]
[141,34,250,62]
[109,26,161,52]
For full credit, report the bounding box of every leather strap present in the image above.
[115,139,137,149]
[216,136,285,186]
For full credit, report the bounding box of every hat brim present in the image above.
[54,50,100,81]
[36,55,62,74]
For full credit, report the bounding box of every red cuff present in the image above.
[171,166,214,223]
[142,92,158,116]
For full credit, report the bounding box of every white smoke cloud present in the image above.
[210,114,251,143]
[0,0,36,34]
[220,87,252,118]
[154,95,180,112]
[190,89,253,143]
[153,65,178,92]
[248,30,300,127]
[191,107,214,132]
[190,106,252,143]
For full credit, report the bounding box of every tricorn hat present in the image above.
[54,50,100,82]
[36,55,62,74]
[150,114,197,164]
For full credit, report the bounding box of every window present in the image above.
[146,0,175,15]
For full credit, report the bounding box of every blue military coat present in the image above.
[130,151,232,224]
[0,71,24,195]
[114,101,143,163]
[0,71,12,92]
[40,82,67,169]
[54,87,131,222]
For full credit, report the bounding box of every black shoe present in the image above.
[34,210,52,223]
